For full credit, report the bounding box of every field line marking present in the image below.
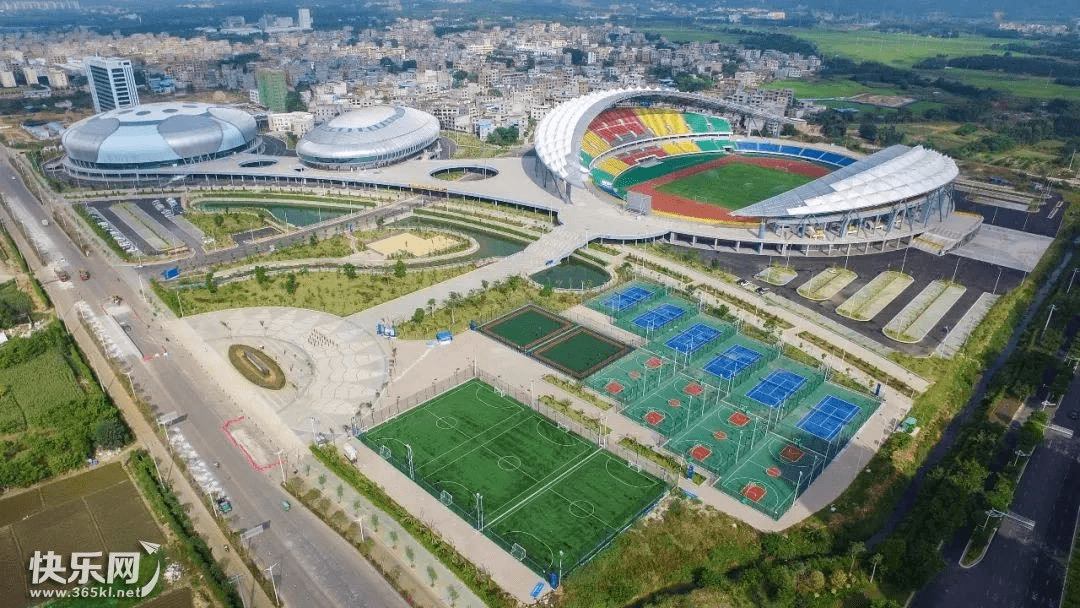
[485,448,601,531]
[413,383,522,471]
[421,409,530,478]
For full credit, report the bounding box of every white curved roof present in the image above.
[535,88,668,186]
[735,145,959,218]
[62,102,256,165]
[296,105,439,163]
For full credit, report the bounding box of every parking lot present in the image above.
[85,196,207,257]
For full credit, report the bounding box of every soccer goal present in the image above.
[440,490,453,507]
[494,387,506,398]
[379,445,392,460]
[511,543,527,562]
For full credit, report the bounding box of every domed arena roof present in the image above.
[296,105,440,168]
[62,102,256,166]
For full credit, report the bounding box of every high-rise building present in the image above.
[0,72,15,88]
[297,8,312,30]
[257,70,288,113]
[84,57,138,113]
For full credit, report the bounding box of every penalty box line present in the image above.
[484,448,602,532]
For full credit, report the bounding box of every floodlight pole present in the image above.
[276,449,287,484]
[1044,304,1057,337]
[559,550,564,584]
[1069,268,1079,294]
[265,563,279,605]
[792,470,803,511]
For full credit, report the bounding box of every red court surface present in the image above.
[629,155,831,224]
[766,467,782,478]
[629,371,641,380]
[683,382,704,396]
[645,356,663,369]
[691,445,712,461]
[729,412,751,427]
[742,482,766,503]
[606,381,624,395]
[712,430,728,441]
[780,445,805,463]
[667,398,681,408]
[645,411,665,426]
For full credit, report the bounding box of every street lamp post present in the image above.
[265,563,279,605]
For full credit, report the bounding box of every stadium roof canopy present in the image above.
[535,88,790,187]
[296,105,439,168]
[734,145,959,218]
[62,102,256,166]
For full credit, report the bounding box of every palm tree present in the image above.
[870,553,883,583]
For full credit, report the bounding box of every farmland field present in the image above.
[0,322,132,489]
[0,462,166,608]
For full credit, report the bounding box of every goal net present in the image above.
[379,445,392,460]
[510,543,527,562]
[440,490,453,507]
[494,387,506,398]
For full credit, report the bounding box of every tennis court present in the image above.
[703,345,762,380]
[797,395,860,441]
[601,285,654,313]
[633,304,687,331]
[746,370,807,409]
[665,323,722,355]
[479,305,572,351]
[532,327,633,379]
[360,379,667,577]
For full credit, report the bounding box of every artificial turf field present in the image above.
[361,378,668,577]
[479,304,572,351]
[532,327,633,379]
[655,162,816,211]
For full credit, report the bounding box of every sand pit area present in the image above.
[367,231,457,257]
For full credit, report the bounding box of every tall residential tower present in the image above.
[84,57,138,113]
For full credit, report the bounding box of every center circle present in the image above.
[498,455,522,471]
[568,500,595,519]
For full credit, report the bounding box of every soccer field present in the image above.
[655,162,815,210]
[361,378,668,577]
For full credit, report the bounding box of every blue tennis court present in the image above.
[601,286,654,312]
[746,370,806,409]
[665,323,721,355]
[703,345,762,380]
[633,304,686,331]
[797,396,860,441]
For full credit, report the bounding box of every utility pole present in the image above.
[1069,267,1079,294]
[1043,304,1057,337]
[265,563,280,605]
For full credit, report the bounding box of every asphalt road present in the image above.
[911,373,1080,608]
[0,152,410,608]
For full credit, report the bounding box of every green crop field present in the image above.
[0,462,165,606]
[788,28,1006,68]
[360,379,667,577]
[656,163,815,211]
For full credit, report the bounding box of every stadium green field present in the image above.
[532,327,632,379]
[479,304,572,351]
[360,378,667,576]
[656,162,816,211]
[611,153,724,191]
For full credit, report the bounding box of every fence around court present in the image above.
[355,363,678,575]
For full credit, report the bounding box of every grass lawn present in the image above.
[161,265,467,317]
[761,77,904,100]
[656,163,815,210]
[361,378,666,577]
[637,26,740,44]
[444,130,511,159]
[185,210,271,249]
[923,69,1080,101]
[789,29,1006,68]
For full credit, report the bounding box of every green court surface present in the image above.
[718,433,824,519]
[655,163,815,211]
[663,401,768,476]
[360,378,667,576]
[585,348,674,406]
[479,304,572,350]
[532,327,632,379]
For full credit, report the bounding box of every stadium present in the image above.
[60,101,259,183]
[535,88,968,255]
[295,105,441,169]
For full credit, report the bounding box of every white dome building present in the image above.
[296,105,440,169]
[61,102,258,182]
